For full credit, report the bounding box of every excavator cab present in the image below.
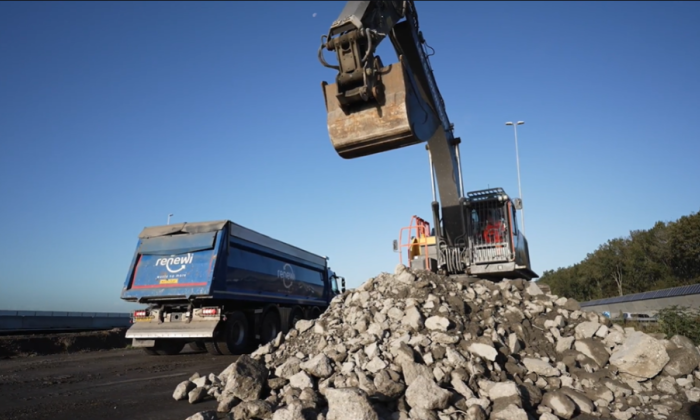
[395,189,538,281]
[464,188,537,280]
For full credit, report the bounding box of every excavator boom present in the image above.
[318,1,538,280]
[319,1,464,243]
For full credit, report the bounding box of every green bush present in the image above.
[656,305,700,345]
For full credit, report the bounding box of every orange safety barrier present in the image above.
[398,216,432,270]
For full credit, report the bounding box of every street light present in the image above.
[505,121,525,234]
[167,213,174,225]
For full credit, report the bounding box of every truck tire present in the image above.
[204,340,222,355]
[288,306,305,331]
[216,311,250,355]
[310,306,322,320]
[261,309,281,344]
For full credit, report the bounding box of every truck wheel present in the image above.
[288,307,304,331]
[219,311,250,355]
[261,310,281,344]
[310,306,322,320]
[204,340,222,355]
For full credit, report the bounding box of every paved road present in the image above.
[2,348,700,420]
[0,348,236,420]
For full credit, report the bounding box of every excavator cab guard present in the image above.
[464,188,537,280]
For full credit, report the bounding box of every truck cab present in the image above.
[328,269,346,297]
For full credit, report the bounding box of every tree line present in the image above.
[538,210,700,302]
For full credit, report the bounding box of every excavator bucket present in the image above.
[321,58,436,159]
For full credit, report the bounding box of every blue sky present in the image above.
[1,1,698,313]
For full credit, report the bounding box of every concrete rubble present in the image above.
[176,265,700,420]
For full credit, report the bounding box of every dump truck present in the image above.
[318,1,537,280]
[120,220,345,356]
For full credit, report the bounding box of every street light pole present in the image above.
[505,121,525,234]
[167,214,173,225]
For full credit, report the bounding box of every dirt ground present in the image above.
[0,328,130,359]
[0,346,236,420]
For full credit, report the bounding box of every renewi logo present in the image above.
[155,253,194,274]
[277,263,295,289]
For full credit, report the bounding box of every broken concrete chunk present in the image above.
[663,347,700,377]
[232,400,273,420]
[488,381,521,401]
[491,403,528,420]
[609,331,670,379]
[325,388,379,420]
[401,306,425,331]
[574,338,610,368]
[397,270,417,284]
[271,400,305,420]
[173,380,196,401]
[295,319,315,333]
[401,360,433,387]
[556,336,575,353]
[451,377,475,400]
[574,321,601,340]
[523,358,560,377]
[300,353,334,378]
[685,387,700,402]
[559,387,595,414]
[289,370,314,390]
[542,391,576,419]
[188,386,207,404]
[526,281,543,296]
[185,411,218,420]
[405,375,451,410]
[465,405,487,420]
[425,316,450,331]
[467,342,497,362]
[275,356,302,379]
[222,355,269,402]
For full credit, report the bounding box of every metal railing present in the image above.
[0,310,130,318]
[0,310,132,333]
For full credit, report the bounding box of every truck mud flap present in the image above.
[321,57,436,159]
[124,320,219,339]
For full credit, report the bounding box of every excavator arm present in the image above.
[319,0,469,273]
[319,1,538,280]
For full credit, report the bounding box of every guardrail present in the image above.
[580,284,700,319]
[0,310,132,333]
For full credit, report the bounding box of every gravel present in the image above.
[176,265,700,420]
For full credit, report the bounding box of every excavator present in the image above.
[318,1,537,281]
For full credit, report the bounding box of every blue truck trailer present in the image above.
[120,220,345,356]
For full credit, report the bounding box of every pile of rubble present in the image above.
[174,265,700,420]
